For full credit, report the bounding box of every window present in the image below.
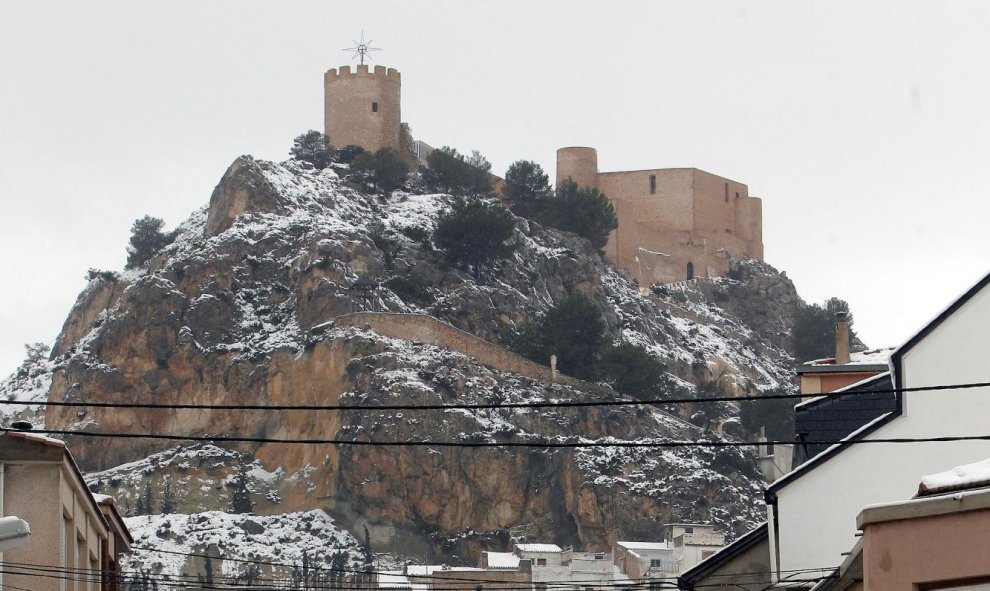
[735,191,739,199]
[649,174,657,194]
[701,550,715,560]
[372,102,379,112]
[684,527,694,533]
[650,559,663,568]
[537,558,547,566]
[686,263,694,280]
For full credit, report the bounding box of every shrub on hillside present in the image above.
[336,144,367,164]
[740,388,796,440]
[289,130,335,169]
[512,294,608,380]
[599,343,667,401]
[433,197,517,271]
[351,147,410,193]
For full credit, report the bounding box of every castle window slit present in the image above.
[371,102,378,112]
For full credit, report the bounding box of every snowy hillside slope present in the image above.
[0,155,802,567]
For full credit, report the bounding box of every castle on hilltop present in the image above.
[557,148,764,286]
[323,63,765,285]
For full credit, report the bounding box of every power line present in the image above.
[5,381,988,413]
[20,427,990,448]
[0,560,836,591]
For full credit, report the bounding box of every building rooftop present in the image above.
[919,456,990,496]
[515,543,563,553]
[616,541,671,551]
[482,551,521,569]
[797,348,893,374]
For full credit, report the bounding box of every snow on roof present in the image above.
[919,457,990,496]
[483,551,521,569]
[404,565,445,577]
[378,571,413,589]
[803,348,895,367]
[6,430,66,447]
[515,543,563,553]
[616,541,671,551]
[92,493,115,504]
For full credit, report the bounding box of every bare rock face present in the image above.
[205,156,285,236]
[34,157,797,563]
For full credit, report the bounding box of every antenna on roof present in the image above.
[343,31,381,65]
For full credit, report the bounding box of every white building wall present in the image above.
[774,284,990,574]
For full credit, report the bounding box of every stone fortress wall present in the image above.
[332,312,700,433]
[324,64,401,153]
[334,312,586,388]
[556,147,764,286]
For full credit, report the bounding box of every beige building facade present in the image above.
[0,431,131,591]
[556,147,764,285]
[324,64,401,153]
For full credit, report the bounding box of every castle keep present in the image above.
[324,64,401,153]
[556,147,764,286]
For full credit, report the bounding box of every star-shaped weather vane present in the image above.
[343,31,381,65]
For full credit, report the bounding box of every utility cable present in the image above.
[3,381,987,413]
[17,426,990,448]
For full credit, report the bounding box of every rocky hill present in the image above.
[1,155,802,576]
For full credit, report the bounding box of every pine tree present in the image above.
[362,524,373,571]
[550,178,617,250]
[502,160,552,218]
[125,216,171,269]
[228,464,253,514]
[159,476,176,514]
[433,197,517,271]
[289,130,335,169]
[142,481,154,515]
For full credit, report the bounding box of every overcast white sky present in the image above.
[1,1,989,377]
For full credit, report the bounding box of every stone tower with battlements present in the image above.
[324,64,401,153]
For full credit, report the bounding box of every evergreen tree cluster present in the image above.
[288,131,410,193]
[351,147,410,193]
[433,197,517,272]
[791,297,860,362]
[289,130,336,169]
[740,388,796,440]
[422,146,493,195]
[502,160,617,250]
[511,294,665,399]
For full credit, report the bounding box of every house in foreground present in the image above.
[819,456,990,590]
[680,269,990,590]
[0,430,132,591]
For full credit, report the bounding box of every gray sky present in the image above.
[2,1,989,377]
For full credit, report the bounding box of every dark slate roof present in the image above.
[794,372,896,459]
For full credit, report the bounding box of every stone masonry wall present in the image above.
[334,312,587,388]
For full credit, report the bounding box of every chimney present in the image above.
[835,312,850,365]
